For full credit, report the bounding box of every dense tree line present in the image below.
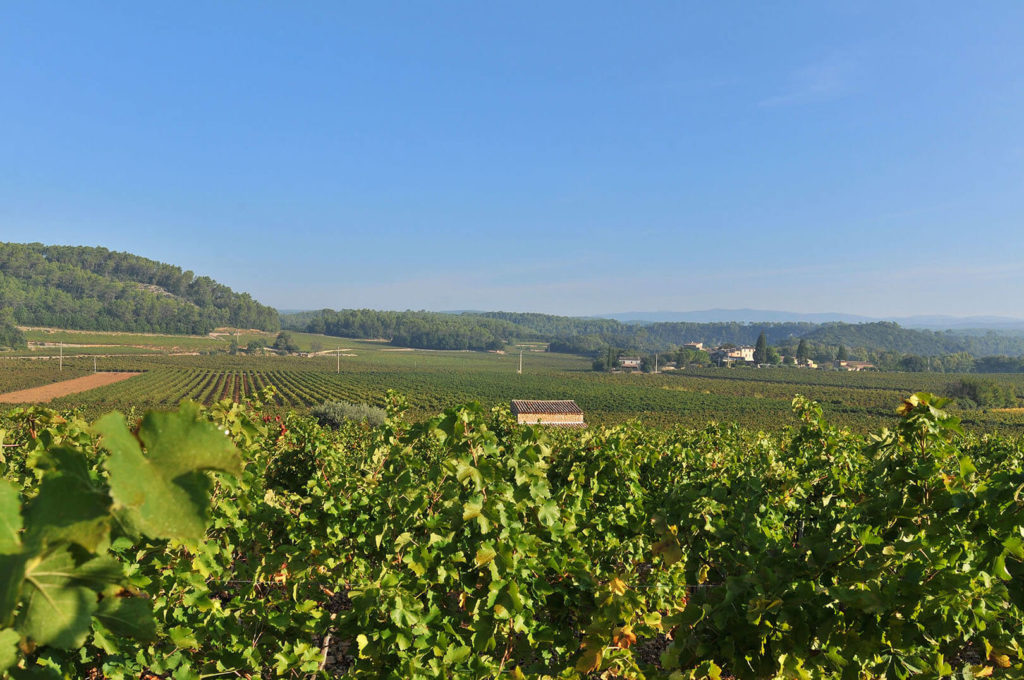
[283,309,522,351]
[285,309,1024,368]
[801,321,1024,356]
[0,243,279,334]
[945,377,1018,409]
[469,313,823,350]
[0,308,25,349]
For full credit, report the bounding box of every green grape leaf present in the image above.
[95,596,158,641]
[168,625,199,650]
[462,496,483,521]
[0,627,20,671]
[536,500,560,527]
[0,482,22,555]
[95,403,242,545]
[475,544,497,568]
[16,548,118,649]
[0,552,29,624]
[443,645,471,665]
[24,457,111,553]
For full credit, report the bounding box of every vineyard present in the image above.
[0,391,1021,678]
[7,340,1024,432]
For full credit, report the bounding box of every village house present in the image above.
[683,342,704,351]
[618,356,642,370]
[835,360,876,371]
[510,400,586,428]
[710,346,756,365]
[729,347,756,362]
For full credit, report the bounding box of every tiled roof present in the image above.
[511,400,583,415]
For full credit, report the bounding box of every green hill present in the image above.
[0,242,279,338]
[799,321,1024,357]
[283,308,1024,359]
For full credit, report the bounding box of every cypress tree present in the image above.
[796,338,810,363]
[754,332,768,364]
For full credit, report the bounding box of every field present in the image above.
[6,331,1024,431]
[0,371,139,403]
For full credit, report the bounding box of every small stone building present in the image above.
[510,400,586,428]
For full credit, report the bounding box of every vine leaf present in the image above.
[475,544,497,568]
[0,552,28,625]
[95,596,158,641]
[0,628,19,671]
[536,500,560,527]
[16,548,119,649]
[24,449,111,552]
[95,402,242,545]
[0,482,22,555]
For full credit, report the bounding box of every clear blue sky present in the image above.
[2,3,1023,316]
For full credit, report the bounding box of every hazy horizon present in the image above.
[3,3,1023,317]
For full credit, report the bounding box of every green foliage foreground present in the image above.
[0,391,1021,679]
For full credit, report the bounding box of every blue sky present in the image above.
[2,2,1023,316]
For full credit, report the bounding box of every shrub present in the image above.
[311,399,387,428]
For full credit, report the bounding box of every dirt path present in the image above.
[0,372,141,403]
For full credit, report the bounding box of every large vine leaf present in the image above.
[24,449,111,553]
[95,402,242,545]
[15,548,120,649]
[0,482,22,556]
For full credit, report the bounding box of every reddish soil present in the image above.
[0,372,141,403]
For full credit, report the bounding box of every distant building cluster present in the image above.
[613,344,876,371]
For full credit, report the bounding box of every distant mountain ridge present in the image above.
[0,242,280,335]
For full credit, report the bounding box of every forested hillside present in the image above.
[284,308,1024,358]
[0,243,279,335]
[801,321,1024,356]
[282,309,522,350]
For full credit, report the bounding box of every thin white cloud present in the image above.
[758,55,856,108]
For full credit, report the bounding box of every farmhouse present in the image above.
[729,347,756,362]
[835,360,876,371]
[510,400,586,428]
[618,357,642,370]
[710,346,756,365]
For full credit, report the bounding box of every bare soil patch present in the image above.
[0,372,141,403]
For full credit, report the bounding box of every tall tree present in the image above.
[754,332,768,364]
[837,344,849,361]
[796,338,810,363]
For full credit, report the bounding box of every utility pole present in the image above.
[93,356,97,373]
[59,341,63,372]
[337,349,340,374]
[654,353,658,373]
[518,349,523,375]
